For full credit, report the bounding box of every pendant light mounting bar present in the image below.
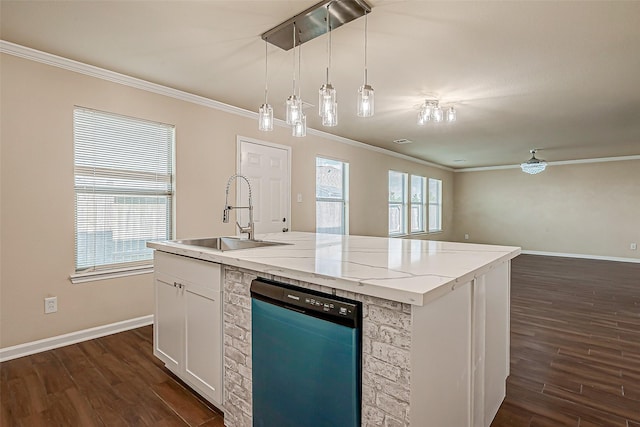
[262,0,371,51]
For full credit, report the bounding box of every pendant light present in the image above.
[357,10,374,117]
[258,39,273,131]
[293,28,307,137]
[319,2,337,126]
[286,24,302,126]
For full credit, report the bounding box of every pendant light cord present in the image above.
[292,23,297,94]
[326,3,331,84]
[364,11,368,85]
[298,28,302,98]
[264,39,268,104]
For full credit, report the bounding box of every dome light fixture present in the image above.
[520,149,548,174]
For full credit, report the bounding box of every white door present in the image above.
[237,138,291,235]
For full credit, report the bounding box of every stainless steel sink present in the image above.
[173,237,288,251]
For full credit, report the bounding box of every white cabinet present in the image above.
[411,281,473,427]
[481,262,511,426]
[153,251,223,406]
[410,262,511,427]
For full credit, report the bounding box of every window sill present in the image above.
[390,231,444,238]
[70,265,153,284]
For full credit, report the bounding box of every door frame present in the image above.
[236,135,292,233]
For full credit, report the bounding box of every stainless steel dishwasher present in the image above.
[250,278,362,427]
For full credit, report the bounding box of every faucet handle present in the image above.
[223,207,230,223]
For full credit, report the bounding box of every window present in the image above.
[73,107,174,274]
[410,175,426,233]
[428,178,443,232]
[389,172,443,236]
[316,157,349,234]
[388,171,408,235]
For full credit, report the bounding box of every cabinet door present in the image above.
[154,273,183,373]
[184,279,222,404]
[483,262,510,426]
[411,281,472,427]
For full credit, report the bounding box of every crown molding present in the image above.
[0,40,452,172]
[455,154,640,173]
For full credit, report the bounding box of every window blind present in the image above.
[73,107,174,272]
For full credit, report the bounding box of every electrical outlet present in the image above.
[464,234,469,240]
[44,296,57,314]
[631,243,638,250]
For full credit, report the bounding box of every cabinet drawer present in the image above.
[154,251,221,292]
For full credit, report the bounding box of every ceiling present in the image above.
[2,0,639,168]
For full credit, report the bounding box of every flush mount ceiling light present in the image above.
[417,100,456,125]
[521,149,548,174]
[258,39,273,132]
[260,0,372,131]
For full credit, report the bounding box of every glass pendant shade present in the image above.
[258,103,273,131]
[418,101,435,125]
[447,106,456,122]
[432,105,444,122]
[322,101,338,126]
[286,95,301,125]
[319,83,336,117]
[357,84,374,117]
[292,113,307,137]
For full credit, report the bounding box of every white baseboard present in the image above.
[521,250,640,264]
[0,315,154,362]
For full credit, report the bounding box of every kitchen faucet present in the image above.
[223,174,255,240]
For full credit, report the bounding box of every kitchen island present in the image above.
[148,232,520,427]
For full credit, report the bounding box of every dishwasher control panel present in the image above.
[251,278,360,326]
[300,295,354,317]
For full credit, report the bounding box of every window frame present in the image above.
[315,157,349,235]
[428,177,443,233]
[388,170,408,236]
[71,107,175,283]
[409,175,427,234]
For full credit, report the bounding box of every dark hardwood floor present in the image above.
[0,326,223,427]
[2,254,639,426]
[492,254,640,427]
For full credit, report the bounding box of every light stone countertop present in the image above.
[147,231,520,306]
